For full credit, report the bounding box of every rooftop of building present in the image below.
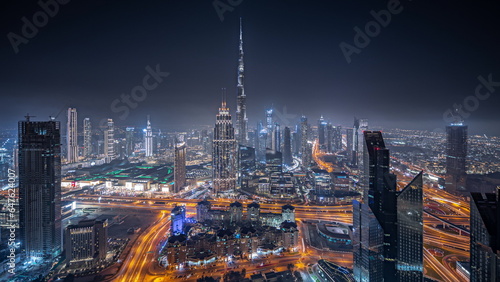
[230,201,243,208]
[247,202,260,209]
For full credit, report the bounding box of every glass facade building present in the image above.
[19,118,62,260]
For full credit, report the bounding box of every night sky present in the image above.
[1,0,499,134]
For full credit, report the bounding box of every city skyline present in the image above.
[2,1,500,281]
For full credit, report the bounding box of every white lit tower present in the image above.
[213,89,237,194]
[83,118,92,157]
[144,116,153,157]
[66,108,78,163]
[104,119,115,162]
[235,18,248,145]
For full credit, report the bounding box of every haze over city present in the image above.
[1,0,499,134]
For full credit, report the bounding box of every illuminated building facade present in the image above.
[396,172,423,281]
[19,117,62,260]
[235,18,248,145]
[125,127,135,157]
[346,128,354,161]
[272,123,281,152]
[332,125,342,152]
[104,118,115,162]
[266,148,283,174]
[318,116,327,150]
[171,205,186,235]
[445,122,468,194]
[145,116,153,157]
[83,117,92,157]
[64,219,108,268]
[353,131,423,282]
[212,93,237,193]
[283,126,292,166]
[352,118,368,168]
[256,121,267,162]
[300,116,310,167]
[174,141,186,193]
[67,107,78,163]
[266,108,274,149]
[470,190,500,282]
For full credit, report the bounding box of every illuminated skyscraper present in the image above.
[332,125,342,152]
[346,128,354,160]
[266,148,283,174]
[256,121,267,162]
[266,108,274,149]
[283,126,292,166]
[352,117,368,167]
[272,122,281,152]
[104,118,115,162]
[19,116,62,261]
[318,116,327,150]
[235,18,248,145]
[171,205,186,235]
[300,116,310,167]
[445,122,468,195]
[66,108,78,163]
[125,127,135,157]
[326,123,333,153]
[145,116,153,157]
[64,219,108,268]
[174,141,186,193]
[353,131,423,282]
[213,91,237,193]
[83,117,92,157]
[470,189,500,281]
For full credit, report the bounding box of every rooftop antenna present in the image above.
[221,87,227,108]
[24,113,36,121]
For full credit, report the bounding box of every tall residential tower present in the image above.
[104,118,115,162]
[66,108,78,163]
[145,116,153,157]
[83,117,92,157]
[174,141,186,193]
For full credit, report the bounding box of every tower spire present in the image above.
[235,18,248,145]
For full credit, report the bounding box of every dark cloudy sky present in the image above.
[1,0,499,134]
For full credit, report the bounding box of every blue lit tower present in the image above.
[235,18,248,145]
[19,116,62,261]
[171,205,186,235]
